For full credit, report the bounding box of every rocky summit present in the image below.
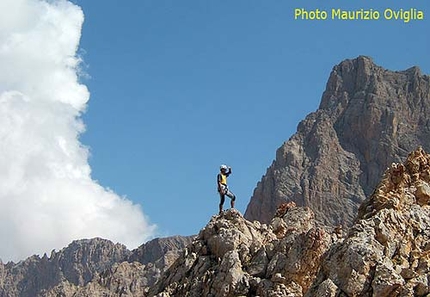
[149,147,430,297]
[148,207,332,297]
[245,56,430,228]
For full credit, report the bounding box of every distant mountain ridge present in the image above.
[0,236,193,296]
[245,56,430,227]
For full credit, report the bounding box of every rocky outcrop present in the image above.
[149,206,335,296]
[245,56,430,228]
[129,235,194,267]
[0,236,193,297]
[308,147,430,296]
[148,147,430,297]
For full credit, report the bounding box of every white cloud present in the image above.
[0,0,156,262]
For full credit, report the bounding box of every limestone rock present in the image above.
[149,206,333,297]
[129,235,195,266]
[245,56,430,228]
[308,147,430,297]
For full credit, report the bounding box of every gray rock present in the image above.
[245,56,430,229]
[308,148,430,296]
[149,205,331,297]
[0,236,193,297]
[0,238,130,297]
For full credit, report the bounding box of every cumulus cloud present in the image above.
[0,0,156,262]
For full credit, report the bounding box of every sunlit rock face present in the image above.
[245,56,430,229]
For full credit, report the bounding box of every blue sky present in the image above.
[73,0,429,238]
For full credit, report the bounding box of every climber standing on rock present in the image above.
[217,164,236,214]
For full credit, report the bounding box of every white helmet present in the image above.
[220,164,228,170]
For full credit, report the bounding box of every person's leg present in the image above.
[219,193,225,214]
[225,190,236,208]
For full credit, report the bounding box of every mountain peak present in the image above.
[245,56,430,227]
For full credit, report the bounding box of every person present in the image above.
[217,164,236,214]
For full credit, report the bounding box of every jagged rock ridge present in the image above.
[149,147,430,297]
[245,56,430,227]
[148,207,333,297]
[308,147,430,296]
[0,238,129,297]
[0,236,193,297]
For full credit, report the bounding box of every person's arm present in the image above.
[226,166,232,176]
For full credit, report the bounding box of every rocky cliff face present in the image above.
[245,56,430,227]
[0,236,193,297]
[149,147,430,297]
[308,147,430,297]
